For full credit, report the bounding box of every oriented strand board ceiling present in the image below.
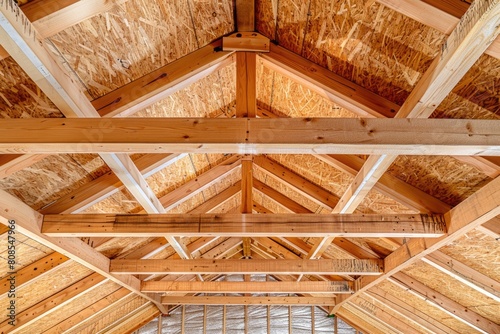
[0,0,499,333]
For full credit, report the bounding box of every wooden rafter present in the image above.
[188,181,241,214]
[141,281,353,293]
[42,213,447,238]
[253,179,311,213]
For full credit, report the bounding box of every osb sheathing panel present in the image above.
[440,229,500,281]
[403,261,500,324]
[66,294,148,334]
[48,0,199,98]
[433,54,500,119]
[258,0,444,105]
[375,280,476,334]
[359,188,416,214]
[0,260,92,312]
[17,281,122,334]
[1,154,106,210]
[188,0,234,47]
[0,232,52,275]
[257,59,355,117]
[388,156,490,206]
[83,187,139,213]
[0,57,62,118]
[133,63,236,119]
[96,236,156,259]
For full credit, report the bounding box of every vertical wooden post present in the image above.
[203,305,207,334]
[311,306,315,334]
[157,314,163,333]
[181,305,185,334]
[236,52,256,118]
[334,315,338,334]
[288,305,292,334]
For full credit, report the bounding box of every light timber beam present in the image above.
[377,0,500,59]
[422,251,500,302]
[332,174,500,314]
[40,153,184,214]
[142,281,354,293]
[1,118,499,155]
[162,296,336,306]
[44,287,132,334]
[20,0,79,23]
[0,252,68,295]
[42,213,447,238]
[0,189,168,314]
[161,155,241,212]
[253,179,312,213]
[254,156,339,210]
[0,273,106,333]
[367,286,459,334]
[236,53,257,117]
[389,272,500,334]
[92,39,234,118]
[259,44,399,118]
[111,259,383,275]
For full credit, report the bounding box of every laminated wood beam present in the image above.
[332,174,500,314]
[377,0,500,59]
[92,40,234,118]
[389,272,500,334]
[367,287,459,334]
[259,44,399,118]
[141,280,354,293]
[1,118,499,155]
[42,213,447,238]
[0,189,168,314]
[0,272,106,333]
[161,296,336,306]
[111,259,383,275]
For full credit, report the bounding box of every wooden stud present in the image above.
[141,280,354,293]
[1,118,499,155]
[181,305,185,334]
[43,213,447,238]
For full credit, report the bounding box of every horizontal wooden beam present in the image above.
[223,32,270,52]
[161,296,336,305]
[111,259,383,275]
[1,118,499,155]
[42,213,446,238]
[142,280,353,293]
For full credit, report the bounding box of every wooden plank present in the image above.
[253,179,312,213]
[1,118,499,155]
[0,252,69,295]
[31,0,128,38]
[332,174,500,314]
[112,259,383,275]
[367,287,459,334]
[188,181,241,214]
[41,153,183,214]
[0,273,106,333]
[260,44,400,118]
[92,40,234,118]
[44,287,132,334]
[422,251,500,302]
[236,53,257,117]
[390,272,500,334]
[0,189,168,314]
[254,156,339,210]
[162,296,336,306]
[42,213,447,238]
[377,0,500,59]
[223,32,270,52]
[143,281,353,294]
[160,155,241,211]
[395,0,500,118]
[0,4,97,118]
[235,0,255,31]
